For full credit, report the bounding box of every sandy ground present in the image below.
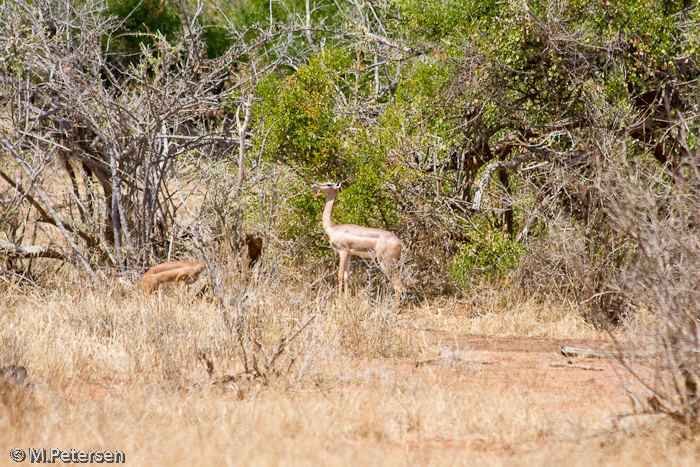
[400,330,626,416]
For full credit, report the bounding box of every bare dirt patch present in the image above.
[417,331,628,415]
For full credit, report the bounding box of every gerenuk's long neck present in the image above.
[322,191,338,232]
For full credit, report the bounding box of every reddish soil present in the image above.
[421,331,629,414]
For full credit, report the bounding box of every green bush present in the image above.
[252,49,404,245]
[449,228,525,288]
[107,0,182,58]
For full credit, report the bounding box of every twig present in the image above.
[0,240,67,261]
[550,362,605,371]
[560,346,625,359]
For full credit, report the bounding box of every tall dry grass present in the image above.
[406,284,605,340]
[1,266,698,466]
[0,264,416,386]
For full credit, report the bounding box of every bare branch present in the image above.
[0,138,99,281]
[0,240,67,261]
[471,149,554,212]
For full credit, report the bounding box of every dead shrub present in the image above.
[603,147,700,431]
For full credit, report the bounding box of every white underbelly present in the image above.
[349,249,374,258]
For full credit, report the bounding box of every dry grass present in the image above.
[406,286,603,340]
[1,269,699,466]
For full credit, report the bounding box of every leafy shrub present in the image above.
[107,0,182,58]
[449,228,524,288]
[252,50,404,246]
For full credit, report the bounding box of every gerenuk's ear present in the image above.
[333,181,342,190]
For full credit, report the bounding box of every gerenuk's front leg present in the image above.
[337,250,349,302]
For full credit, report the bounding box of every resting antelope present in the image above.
[312,181,403,310]
[141,260,205,294]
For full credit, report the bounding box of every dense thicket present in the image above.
[2,0,700,428]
